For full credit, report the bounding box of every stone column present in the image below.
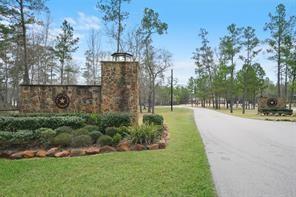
[101,61,139,123]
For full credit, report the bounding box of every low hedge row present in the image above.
[0,130,42,149]
[100,112,133,131]
[0,112,133,132]
[0,116,84,132]
[143,114,164,125]
[0,112,85,117]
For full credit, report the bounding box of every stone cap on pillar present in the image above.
[111,52,133,62]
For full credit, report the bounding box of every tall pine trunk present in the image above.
[289,75,295,110]
[139,89,143,113]
[20,0,30,84]
[147,82,152,113]
[60,61,64,84]
[242,88,246,114]
[277,36,281,97]
[230,60,234,113]
[284,64,288,99]
[152,78,156,114]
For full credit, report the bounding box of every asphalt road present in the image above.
[194,108,296,197]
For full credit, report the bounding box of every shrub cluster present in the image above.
[97,135,113,146]
[116,126,130,137]
[83,125,100,132]
[0,125,94,149]
[0,130,38,149]
[52,133,72,147]
[0,116,84,132]
[73,128,89,136]
[100,112,132,131]
[89,131,103,143]
[85,114,102,125]
[0,112,165,150]
[105,127,117,137]
[55,126,73,134]
[128,124,163,145]
[71,135,92,147]
[143,114,164,125]
[36,128,56,146]
[112,133,122,145]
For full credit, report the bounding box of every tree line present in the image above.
[0,0,172,113]
[188,4,296,113]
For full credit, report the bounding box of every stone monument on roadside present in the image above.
[19,52,139,120]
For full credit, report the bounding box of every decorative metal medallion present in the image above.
[267,98,277,107]
[54,93,70,109]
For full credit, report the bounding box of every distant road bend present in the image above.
[194,108,296,197]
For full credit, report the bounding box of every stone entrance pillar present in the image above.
[101,60,139,123]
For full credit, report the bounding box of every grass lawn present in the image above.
[0,108,216,196]
[215,107,296,122]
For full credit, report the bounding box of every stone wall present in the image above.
[19,61,139,120]
[258,96,287,110]
[101,61,139,120]
[20,85,101,113]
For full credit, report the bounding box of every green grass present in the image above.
[0,108,216,196]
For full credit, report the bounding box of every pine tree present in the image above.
[219,24,242,113]
[97,0,131,52]
[264,3,295,97]
[54,20,79,85]
[139,8,168,113]
[1,0,47,84]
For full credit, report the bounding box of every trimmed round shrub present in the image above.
[55,126,73,134]
[36,128,56,146]
[71,135,92,147]
[105,127,117,137]
[53,133,72,147]
[89,130,103,143]
[143,114,164,125]
[73,128,89,136]
[112,133,122,145]
[97,135,113,146]
[83,125,100,132]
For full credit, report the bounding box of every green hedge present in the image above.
[0,113,101,124]
[0,116,84,132]
[100,112,132,131]
[143,114,164,125]
[0,112,85,117]
[0,130,39,149]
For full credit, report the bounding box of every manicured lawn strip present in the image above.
[213,107,296,122]
[0,108,216,196]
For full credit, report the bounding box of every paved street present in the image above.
[194,108,296,197]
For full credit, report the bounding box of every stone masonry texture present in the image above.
[19,61,139,120]
[20,85,101,113]
[101,61,139,121]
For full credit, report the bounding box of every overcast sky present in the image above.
[46,0,296,85]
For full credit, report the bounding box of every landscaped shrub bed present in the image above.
[0,113,169,159]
